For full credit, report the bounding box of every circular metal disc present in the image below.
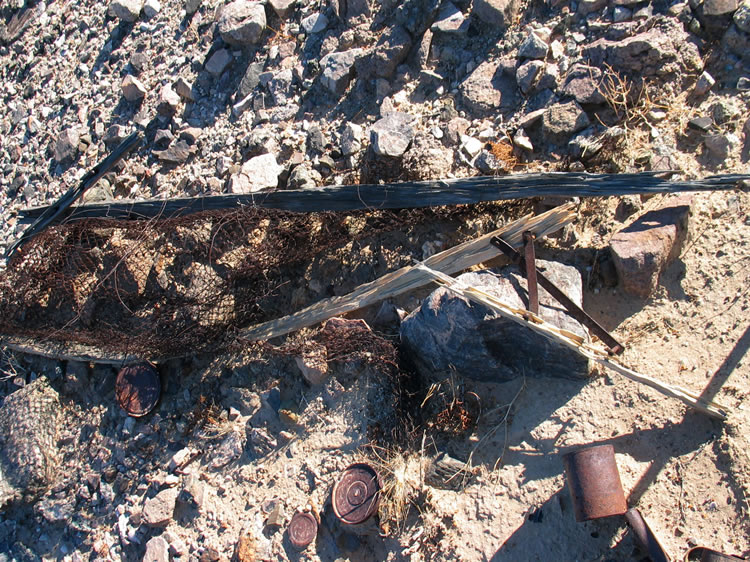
[288,512,318,550]
[115,362,161,417]
[332,463,382,525]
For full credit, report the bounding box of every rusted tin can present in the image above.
[332,463,382,534]
[288,509,320,551]
[686,547,746,561]
[115,361,161,417]
[562,444,628,522]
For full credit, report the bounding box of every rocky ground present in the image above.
[0,0,749,560]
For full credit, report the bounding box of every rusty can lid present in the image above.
[332,463,382,525]
[115,362,161,417]
[288,511,318,550]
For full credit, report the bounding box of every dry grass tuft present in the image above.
[367,446,429,535]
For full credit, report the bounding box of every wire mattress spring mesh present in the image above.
[0,204,494,358]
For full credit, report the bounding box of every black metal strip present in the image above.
[490,236,624,355]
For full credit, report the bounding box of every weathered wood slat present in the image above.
[19,172,748,225]
[239,204,575,342]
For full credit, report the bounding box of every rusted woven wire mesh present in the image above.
[0,204,498,358]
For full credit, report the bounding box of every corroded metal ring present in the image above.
[288,511,318,550]
[332,463,382,525]
[115,361,161,417]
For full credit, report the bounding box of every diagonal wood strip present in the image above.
[415,263,729,420]
[239,203,576,342]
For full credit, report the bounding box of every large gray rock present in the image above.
[541,102,590,145]
[562,64,606,105]
[218,0,266,46]
[121,74,147,102]
[400,262,591,382]
[143,488,179,527]
[609,196,692,298]
[110,0,143,22]
[473,0,520,29]
[516,60,544,95]
[205,48,232,77]
[320,49,362,95]
[54,128,79,164]
[583,20,701,77]
[143,536,170,562]
[0,379,62,507]
[371,112,416,157]
[518,32,548,60]
[229,153,282,193]
[269,0,296,19]
[361,25,412,79]
[458,60,519,115]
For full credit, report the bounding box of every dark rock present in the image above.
[103,124,130,147]
[218,0,266,46]
[578,0,607,15]
[394,0,441,36]
[143,536,170,562]
[688,116,714,132]
[562,64,606,105]
[110,0,143,22]
[443,116,470,146]
[609,196,692,297]
[362,25,412,79]
[153,140,195,164]
[307,125,325,153]
[344,0,371,23]
[704,133,740,161]
[710,98,741,125]
[583,20,701,77]
[121,75,146,102]
[723,24,750,60]
[154,129,174,148]
[237,62,264,101]
[130,52,148,74]
[458,60,519,115]
[143,488,179,527]
[269,0,295,19]
[320,48,362,95]
[473,0,520,29]
[541,102,590,145]
[400,262,591,382]
[426,453,471,490]
[516,60,544,95]
[615,195,643,221]
[371,112,416,157]
[54,128,79,164]
[205,49,232,77]
[518,32,548,60]
[431,2,470,34]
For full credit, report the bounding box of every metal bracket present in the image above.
[523,231,539,314]
[490,235,624,355]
